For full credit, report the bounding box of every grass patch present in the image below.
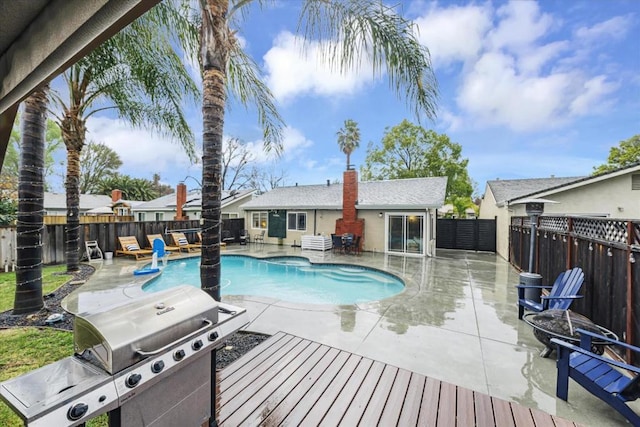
[0,328,73,426]
[0,265,71,312]
[0,328,107,426]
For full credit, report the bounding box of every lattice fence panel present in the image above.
[572,218,628,244]
[538,216,568,232]
[634,222,640,246]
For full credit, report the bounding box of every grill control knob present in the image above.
[192,339,203,351]
[67,402,88,421]
[174,349,186,361]
[151,360,165,373]
[126,373,142,388]
[208,331,219,341]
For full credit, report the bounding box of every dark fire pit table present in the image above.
[523,309,618,358]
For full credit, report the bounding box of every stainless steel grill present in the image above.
[0,285,249,427]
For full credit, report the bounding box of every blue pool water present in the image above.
[143,255,404,305]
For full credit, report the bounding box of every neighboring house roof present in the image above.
[510,162,640,203]
[242,177,447,210]
[132,190,200,212]
[184,189,255,211]
[132,189,256,212]
[44,192,112,211]
[487,177,584,206]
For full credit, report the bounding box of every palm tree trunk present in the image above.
[65,147,81,272]
[200,0,229,301]
[13,85,48,314]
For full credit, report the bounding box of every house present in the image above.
[479,163,640,259]
[43,192,113,216]
[131,183,255,222]
[241,170,447,257]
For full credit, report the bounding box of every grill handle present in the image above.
[135,319,213,357]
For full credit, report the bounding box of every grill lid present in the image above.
[74,285,218,374]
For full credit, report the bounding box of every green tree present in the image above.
[361,120,471,201]
[79,141,122,194]
[0,197,17,225]
[152,173,174,197]
[593,134,640,175]
[451,196,476,219]
[96,174,158,201]
[1,114,63,192]
[198,0,438,301]
[337,119,360,170]
[49,2,199,272]
[13,85,48,314]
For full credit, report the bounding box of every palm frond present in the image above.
[228,39,284,154]
[298,0,438,121]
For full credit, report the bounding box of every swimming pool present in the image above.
[143,255,404,305]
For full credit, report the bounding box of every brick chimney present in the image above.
[174,183,188,220]
[111,189,122,202]
[335,170,365,250]
[342,170,358,223]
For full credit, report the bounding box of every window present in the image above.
[137,212,146,222]
[155,212,164,221]
[252,212,268,229]
[632,174,640,190]
[287,212,306,231]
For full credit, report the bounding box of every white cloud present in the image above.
[575,15,633,43]
[413,2,625,132]
[487,1,555,51]
[263,31,377,103]
[240,125,314,163]
[86,116,196,180]
[413,4,492,67]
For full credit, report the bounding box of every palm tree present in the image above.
[49,2,200,272]
[337,119,361,170]
[198,0,438,301]
[13,85,48,314]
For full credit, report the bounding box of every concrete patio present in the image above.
[63,245,637,426]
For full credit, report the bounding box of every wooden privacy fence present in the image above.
[510,216,640,360]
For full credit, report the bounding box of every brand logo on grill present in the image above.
[156,306,175,315]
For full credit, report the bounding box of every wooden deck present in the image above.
[217,332,583,426]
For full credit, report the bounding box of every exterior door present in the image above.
[386,213,425,256]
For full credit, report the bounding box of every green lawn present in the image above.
[0,265,70,312]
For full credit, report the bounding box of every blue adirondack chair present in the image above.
[516,267,585,319]
[552,329,640,425]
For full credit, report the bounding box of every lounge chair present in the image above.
[116,236,154,260]
[239,229,249,245]
[221,230,235,245]
[171,232,201,253]
[196,231,228,249]
[146,234,180,252]
[254,230,265,245]
[553,329,640,425]
[516,267,585,319]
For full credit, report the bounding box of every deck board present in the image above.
[217,333,583,427]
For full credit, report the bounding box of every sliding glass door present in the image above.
[386,213,425,255]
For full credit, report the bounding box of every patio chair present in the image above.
[254,230,265,245]
[221,230,235,245]
[146,234,180,252]
[239,229,249,245]
[516,267,584,319]
[331,234,343,253]
[116,236,154,260]
[552,329,640,425]
[170,232,201,253]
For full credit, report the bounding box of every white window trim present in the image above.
[251,211,268,230]
[287,212,307,231]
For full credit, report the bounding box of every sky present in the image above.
[54,0,640,197]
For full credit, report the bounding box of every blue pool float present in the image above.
[133,267,160,275]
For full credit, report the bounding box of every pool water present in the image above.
[143,255,404,305]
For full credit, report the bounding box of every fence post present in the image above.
[627,221,634,360]
[566,217,574,270]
